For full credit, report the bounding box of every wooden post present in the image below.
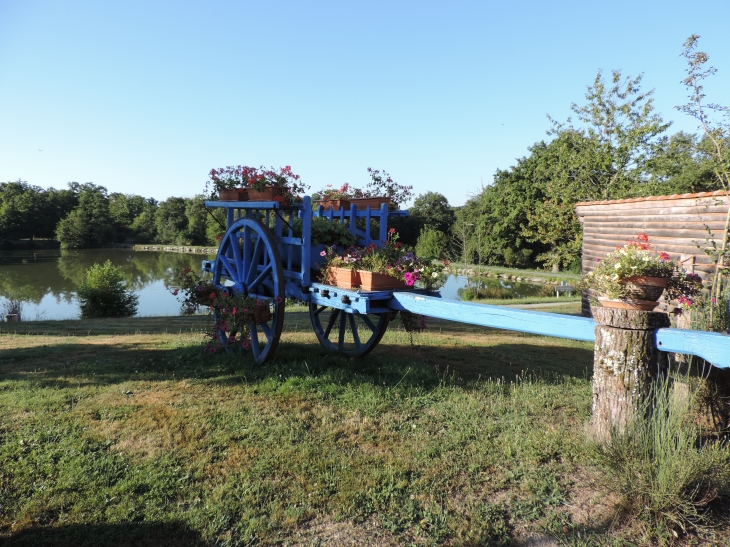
[590,307,670,442]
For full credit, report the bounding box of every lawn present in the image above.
[0,311,726,546]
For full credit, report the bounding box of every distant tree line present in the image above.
[0,181,227,249]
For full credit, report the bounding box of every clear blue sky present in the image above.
[1,0,728,207]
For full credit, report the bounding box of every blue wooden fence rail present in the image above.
[388,293,730,369]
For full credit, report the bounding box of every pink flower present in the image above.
[320,250,327,256]
[233,307,237,314]
[242,339,250,350]
[275,296,283,303]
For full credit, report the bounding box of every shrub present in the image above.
[415,227,449,260]
[76,261,138,318]
[594,375,730,536]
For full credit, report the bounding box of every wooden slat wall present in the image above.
[575,193,729,316]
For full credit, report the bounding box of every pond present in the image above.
[0,249,213,320]
[439,274,556,301]
[0,250,554,320]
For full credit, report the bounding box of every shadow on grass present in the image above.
[0,337,593,395]
[1,520,208,547]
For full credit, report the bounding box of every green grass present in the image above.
[0,312,727,546]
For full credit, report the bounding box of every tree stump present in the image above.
[590,307,670,442]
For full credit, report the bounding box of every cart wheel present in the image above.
[308,303,390,357]
[213,217,285,364]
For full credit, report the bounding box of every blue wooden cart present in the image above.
[203,196,730,369]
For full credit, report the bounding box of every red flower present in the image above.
[389,228,396,234]
[659,252,670,261]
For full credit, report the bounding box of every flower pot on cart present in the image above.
[358,270,408,291]
[328,267,359,289]
[316,199,350,211]
[248,186,283,201]
[218,188,248,201]
[349,197,390,210]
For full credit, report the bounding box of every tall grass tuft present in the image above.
[593,375,730,536]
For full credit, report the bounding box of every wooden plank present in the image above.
[581,216,726,227]
[576,200,728,214]
[655,329,730,369]
[582,227,725,239]
[388,293,597,342]
[582,240,713,253]
[576,205,728,217]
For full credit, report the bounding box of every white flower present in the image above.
[432,272,439,278]
[614,263,621,269]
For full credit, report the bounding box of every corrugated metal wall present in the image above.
[575,190,729,316]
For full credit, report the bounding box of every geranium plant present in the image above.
[359,229,444,291]
[205,165,259,198]
[315,182,364,201]
[363,168,413,209]
[167,267,221,314]
[579,234,702,301]
[205,165,308,204]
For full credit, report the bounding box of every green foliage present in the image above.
[594,376,730,536]
[55,184,116,249]
[76,260,138,318]
[409,192,455,236]
[293,216,357,247]
[415,227,449,260]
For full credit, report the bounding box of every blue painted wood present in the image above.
[655,328,730,369]
[389,292,597,342]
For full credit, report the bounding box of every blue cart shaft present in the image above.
[388,292,730,369]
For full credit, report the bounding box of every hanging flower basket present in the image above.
[252,304,272,324]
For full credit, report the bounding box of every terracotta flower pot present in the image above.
[597,297,659,311]
[248,186,283,201]
[349,197,390,210]
[358,270,407,291]
[328,267,359,289]
[218,188,247,201]
[316,199,351,211]
[618,276,668,301]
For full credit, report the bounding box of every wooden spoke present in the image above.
[308,303,390,358]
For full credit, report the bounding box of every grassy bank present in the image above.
[1,313,727,546]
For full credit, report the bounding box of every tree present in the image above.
[415,227,449,260]
[409,192,455,236]
[76,260,138,318]
[55,184,115,248]
[155,197,189,244]
[0,180,47,242]
[523,70,671,269]
[676,34,730,308]
[645,131,719,194]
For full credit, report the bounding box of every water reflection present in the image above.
[0,252,554,320]
[0,249,213,320]
[441,275,552,301]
